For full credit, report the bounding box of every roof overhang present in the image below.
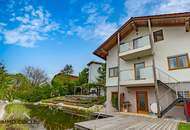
[93,12,190,60]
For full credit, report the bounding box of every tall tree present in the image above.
[61,64,74,75]
[0,62,7,86]
[78,68,89,94]
[97,63,106,86]
[0,62,12,88]
[0,62,15,100]
[78,68,88,85]
[23,66,48,86]
[96,63,106,96]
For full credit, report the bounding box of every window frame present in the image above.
[167,54,190,70]
[134,62,145,80]
[153,29,164,42]
[109,67,118,78]
[133,36,143,49]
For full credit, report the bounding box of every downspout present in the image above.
[148,19,161,117]
[117,32,121,112]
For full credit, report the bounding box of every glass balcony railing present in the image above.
[120,35,151,53]
[120,66,153,82]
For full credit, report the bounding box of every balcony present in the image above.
[120,66,154,86]
[119,35,152,60]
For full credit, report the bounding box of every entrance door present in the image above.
[136,91,148,113]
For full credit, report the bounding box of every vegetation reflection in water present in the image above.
[2,103,91,130]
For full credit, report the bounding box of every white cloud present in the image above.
[81,3,97,14]
[94,21,117,39]
[120,0,190,25]
[69,2,117,41]
[155,0,190,14]
[4,26,46,47]
[1,5,62,47]
[125,0,152,16]
[102,4,114,14]
[120,0,153,25]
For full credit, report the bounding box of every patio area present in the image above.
[75,113,180,130]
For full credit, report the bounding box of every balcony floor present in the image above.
[120,78,154,87]
[120,45,152,60]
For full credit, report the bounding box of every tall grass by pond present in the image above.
[3,103,92,130]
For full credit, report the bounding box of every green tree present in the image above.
[97,63,106,86]
[61,64,74,75]
[96,63,106,96]
[51,73,77,96]
[77,68,89,94]
[0,62,8,87]
[78,68,88,85]
[0,62,14,100]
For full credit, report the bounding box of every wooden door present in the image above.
[136,91,148,113]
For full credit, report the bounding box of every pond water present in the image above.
[1,103,92,130]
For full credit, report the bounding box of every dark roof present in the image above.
[87,61,103,66]
[93,12,190,59]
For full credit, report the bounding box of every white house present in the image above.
[87,61,102,84]
[87,61,104,96]
[93,12,190,120]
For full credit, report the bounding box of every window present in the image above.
[134,62,145,80]
[168,54,189,70]
[153,30,164,42]
[133,37,143,49]
[109,67,118,77]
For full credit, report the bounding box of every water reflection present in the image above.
[3,104,91,130]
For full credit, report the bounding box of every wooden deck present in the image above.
[75,114,179,130]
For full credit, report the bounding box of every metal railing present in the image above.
[120,35,151,53]
[155,67,182,111]
[156,67,180,92]
[120,66,153,82]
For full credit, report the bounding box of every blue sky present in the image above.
[0,0,190,78]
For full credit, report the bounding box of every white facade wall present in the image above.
[153,26,190,82]
[88,63,101,83]
[106,26,190,87]
[106,46,119,86]
[106,26,190,114]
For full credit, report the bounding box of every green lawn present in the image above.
[179,123,190,130]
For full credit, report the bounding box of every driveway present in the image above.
[75,113,179,130]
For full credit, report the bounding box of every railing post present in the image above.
[117,32,121,112]
[148,19,161,117]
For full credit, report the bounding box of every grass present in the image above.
[5,103,30,120]
[178,123,190,130]
[4,103,91,130]
[0,124,29,130]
